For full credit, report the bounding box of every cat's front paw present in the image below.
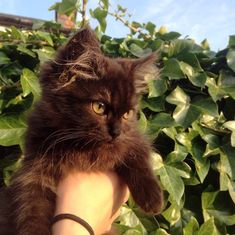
[132,179,163,215]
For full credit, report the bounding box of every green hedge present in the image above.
[0,16,235,235]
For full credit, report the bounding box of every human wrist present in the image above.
[52,218,90,235]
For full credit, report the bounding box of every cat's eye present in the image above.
[92,101,106,115]
[123,110,134,119]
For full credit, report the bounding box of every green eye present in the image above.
[92,101,106,115]
[123,110,134,119]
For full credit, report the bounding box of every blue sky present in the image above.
[0,0,235,51]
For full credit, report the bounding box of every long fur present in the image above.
[0,27,162,235]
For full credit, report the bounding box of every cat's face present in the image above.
[40,28,158,151]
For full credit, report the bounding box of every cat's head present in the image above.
[39,28,159,151]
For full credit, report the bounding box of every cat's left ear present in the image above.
[57,27,101,62]
[131,53,159,94]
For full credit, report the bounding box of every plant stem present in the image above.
[81,0,88,27]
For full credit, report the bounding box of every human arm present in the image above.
[52,171,129,235]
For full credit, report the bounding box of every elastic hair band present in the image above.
[52,213,95,235]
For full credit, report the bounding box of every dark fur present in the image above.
[0,28,162,235]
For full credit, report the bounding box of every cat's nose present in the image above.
[109,124,121,139]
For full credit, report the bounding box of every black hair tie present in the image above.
[52,213,95,235]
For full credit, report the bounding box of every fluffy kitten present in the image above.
[0,28,162,235]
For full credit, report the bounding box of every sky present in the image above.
[0,0,235,51]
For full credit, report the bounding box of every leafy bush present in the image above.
[0,1,235,234]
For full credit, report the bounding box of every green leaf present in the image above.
[202,189,235,226]
[192,98,218,117]
[147,113,175,138]
[218,70,235,99]
[90,7,107,32]
[160,32,181,41]
[10,26,26,42]
[3,157,22,186]
[177,51,203,71]
[20,68,41,99]
[166,86,190,105]
[141,96,165,112]
[228,178,235,203]
[0,114,27,146]
[162,201,181,224]
[228,35,235,47]
[223,121,235,147]
[0,51,11,65]
[227,49,235,72]
[191,137,210,183]
[34,46,55,64]
[138,111,147,132]
[189,72,207,88]
[57,0,80,15]
[148,79,168,98]
[183,217,199,235]
[128,43,152,57]
[168,39,194,57]
[17,45,36,58]
[167,162,191,178]
[166,87,200,128]
[179,61,194,78]
[221,144,235,180]
[145,22,156,35]
[118,206,146,234]
[198,218,220,235]
[162,58,184,80]
[201,39,210,50]
[36,31,54,46]
[152,228,170,235]
[157,164,184,205]
[100,0,109,10]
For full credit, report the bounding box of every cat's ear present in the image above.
[40,27,103,89]
[57,27,101,62]
[131,53,159,94]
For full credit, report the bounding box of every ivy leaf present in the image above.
[221,144,235,180]
[147,113,175,138]
[118,206,146,234]
[191,137,210,183]
[148,79,168,98]
[90,7,107,32]
[166,86,200,128]
[162,201,181,224]
[157,164,184,205]
[17,45,36,58]
[20,68,41,99]
[226,49,235,72]
[152,228,170,235]
[36,31,54,47]
[10,26,26,42]
[198,218,220,235]
[223,120,235,147]
[228,179,235,203]
[160,32,181,41]
[183,217,199,235]
[162,58,184,80]
[33,46,55,64]
[56,0,80,15]
[0,114,27,146]
[145,22,156,36]
[0,51,11,65]
[228,35,235,47]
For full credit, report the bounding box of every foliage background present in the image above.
[0,0,235,234]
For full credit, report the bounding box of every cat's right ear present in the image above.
[57,27,101,62]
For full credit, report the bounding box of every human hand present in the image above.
[52,171,129,235]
